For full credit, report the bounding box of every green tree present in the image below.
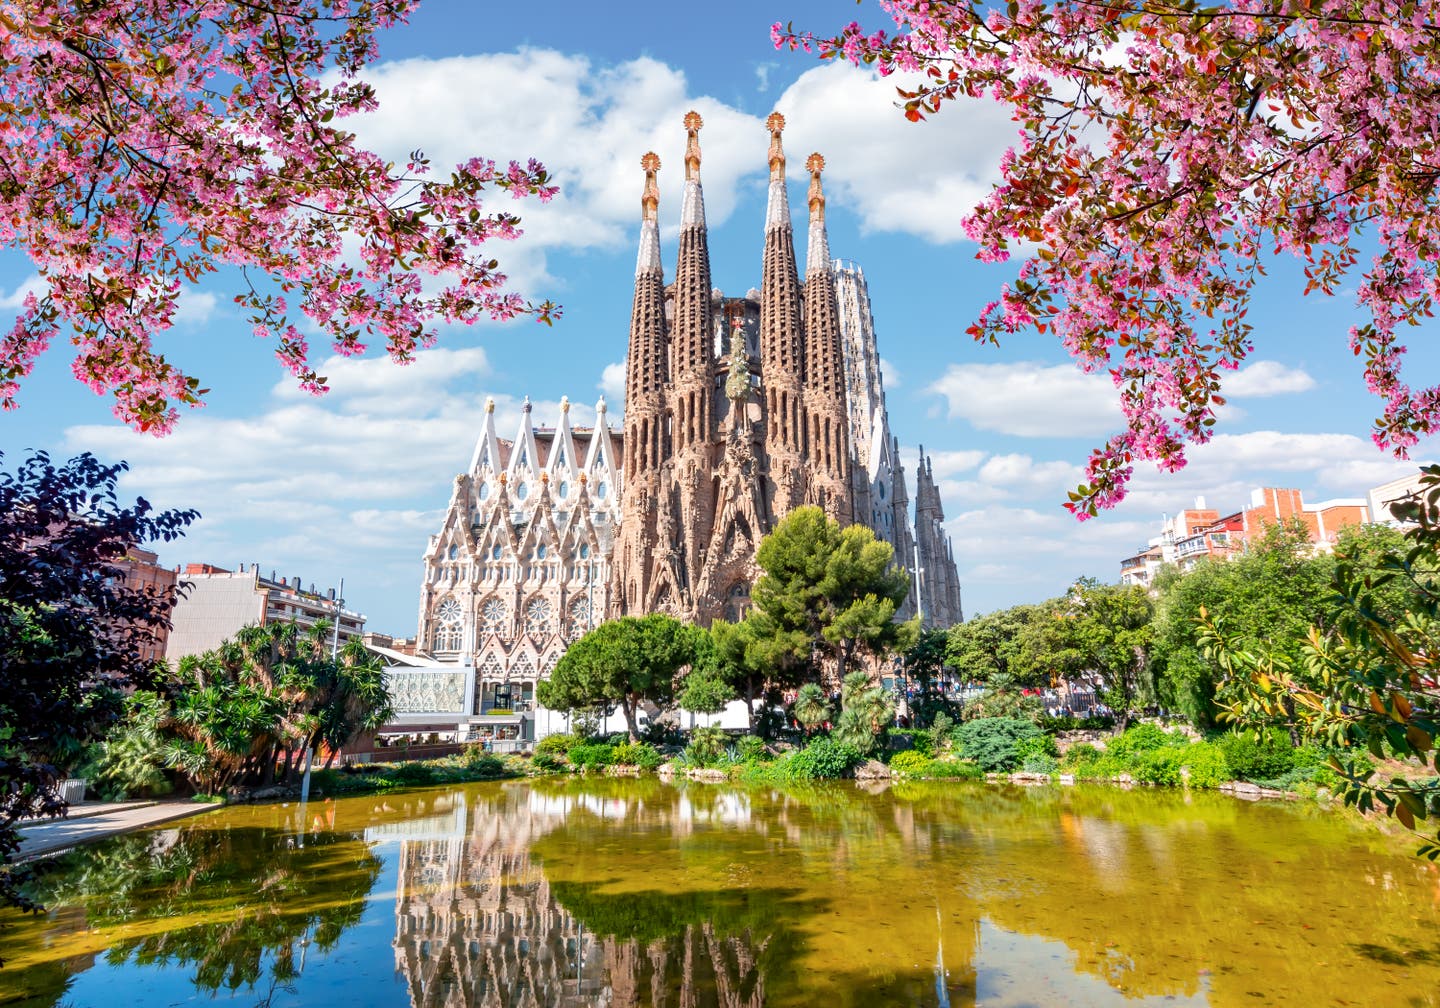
[1152,521,1335,727]
[538,614,695,741]
[0,450,195,912]
[748,506,917,685]
[947,604,1049,687]
[153,620,391,795]
[677,632,736,723]
[1199,468,1440,859]
[791,683,832,739]
[833,671,896,757]
[903,628,957,728]
[1030,581,1155,731]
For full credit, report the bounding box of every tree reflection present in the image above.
[24,815,380,998]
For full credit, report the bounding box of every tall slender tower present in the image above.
[801,153,852,524]
[758,112,807,514]
[668,111,718,605]
[915,449,963,627]
[611,152,668,615]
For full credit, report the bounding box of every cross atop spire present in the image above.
[806,153,826,221]
[684,110,703,180]
[640,151,661,221]
[767,112,787,180]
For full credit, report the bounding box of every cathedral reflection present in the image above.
[368,786,783,1008]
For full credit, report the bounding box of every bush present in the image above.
[1061,742,1104,767]
[460,750,506,777]
[889,750,930,775]
[567,743,617,771]
[787,737,862,780]
[613,741,664,770]
[536,733,579,757]
[953,717,1045,773]
[387,762,438,786]
[921,759,984,779]
[1179,742,1230,788]
[888,728,934,758]
[736,735,768,763]
[1020,753,1059,774]
[530,752,568,773]
[1216,728,1296,781]
[1106,723,1176,759]
[683,725,729,767]
[1134,746,1185,786]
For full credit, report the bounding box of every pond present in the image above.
[2,779,1439,1007]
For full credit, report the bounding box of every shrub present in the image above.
[683,725,729,767]
[1106,723,1176,759]
[1020,753,1059,774]
[1134,746,1185,786]
[889,750,930,775]
[1178,742,1230,788]
[888,728,933,757]
[530,752,567,773]
[1015,733,1059,761]
[388,762,438,786]
[736,735,768,763]
[613,741,664,770]
[461,752,506,778]
[536,733,579,757]
[1061,742,1104,768]
[1216,728,1296,781]
[567,743,617,771]
[787,737,862,780]
[921,759,984,779]
[953,717,1045,773]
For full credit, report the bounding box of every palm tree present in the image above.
[791,683,831,738]
[834,672,895,756]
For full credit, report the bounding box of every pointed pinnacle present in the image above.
[766,112,786,179]
[684,110,703,180]
[641,151,661,219]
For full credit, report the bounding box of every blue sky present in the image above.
[2,0,1435,635]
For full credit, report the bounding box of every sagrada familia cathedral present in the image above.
[413,113,961,718]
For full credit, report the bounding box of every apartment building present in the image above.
[165,563,365,661]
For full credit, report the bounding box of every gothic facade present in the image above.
[415,113,961,738]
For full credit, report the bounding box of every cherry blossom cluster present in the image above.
[0,0,557,433]
[778,1,1440,515]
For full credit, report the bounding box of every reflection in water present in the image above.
[3,780,1440,1008]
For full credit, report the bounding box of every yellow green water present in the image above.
[2,779,1438,1007]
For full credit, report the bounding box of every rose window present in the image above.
[524,598,553,637]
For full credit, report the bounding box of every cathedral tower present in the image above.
[612,152,668,615]
[665,111,719,612]
[758,113,808,514]
[801,153,853,524]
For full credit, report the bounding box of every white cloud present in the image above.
[60,350,618,634]
[919,448,987,480]
[926,361,1120,437]
[1,273,43,309]
[775,62,1015,243]
[1225,360,1317,397]
[347,50,773,293]
[174,289,218,327]
[879,357,901,390]
[599,361,626,413]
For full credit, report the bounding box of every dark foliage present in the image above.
[1,451,195,912]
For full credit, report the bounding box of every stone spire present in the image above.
[801,152,850,517]
[624,152,668,478]
[672,111,714,394]
[667,111,717,614]
[612,153,669,615]
[760,112,806,510]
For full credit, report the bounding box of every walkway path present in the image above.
[16,801,220,861]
